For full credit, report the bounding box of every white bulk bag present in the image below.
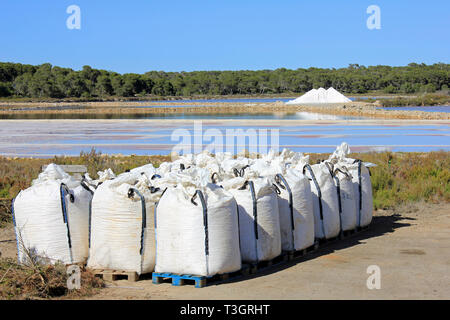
[249,149,313,252]
[328,143,375,228]
[155,168,241,276]
[348,160,374,227]
[222,177,281,263]
[330,165,357,231]
[87,170,161,274]
[274,169,315,251]
[12,164,91,265]
[302,163,340,239]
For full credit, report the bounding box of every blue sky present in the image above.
[0,0,448,73]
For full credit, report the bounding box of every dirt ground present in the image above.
[1,202,449,300]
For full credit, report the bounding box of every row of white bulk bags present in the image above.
[221,176,281,263]
[155,167,241,276]
[328,143,375,228]
[12,164,92,265]
[87,165,162,274]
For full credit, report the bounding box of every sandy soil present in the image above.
[1,202,448,300]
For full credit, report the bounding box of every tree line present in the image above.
[0,62,448,99]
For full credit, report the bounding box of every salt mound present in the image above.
[286,87,351,104]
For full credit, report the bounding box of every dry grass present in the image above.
[0,230,104,300]
[0,199,12,228]
[0,258,104,300]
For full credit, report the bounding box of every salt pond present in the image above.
[0,111,365,120]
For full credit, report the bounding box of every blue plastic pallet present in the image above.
[152,266,250,288]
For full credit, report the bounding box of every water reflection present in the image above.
[0,112,365,120]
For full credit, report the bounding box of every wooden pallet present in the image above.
[152,266,250,288]
[341,224,371,239]
[357,225,370,232]
[319,224,371,245]
[247,253,289,274]
[93,269,139,282]
[317,235,339,246]
[284,243,319,261]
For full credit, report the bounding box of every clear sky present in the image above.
[0,0,449,73]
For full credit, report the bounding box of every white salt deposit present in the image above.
[286,87,351,104]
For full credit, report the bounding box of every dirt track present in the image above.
[1,202,449,300]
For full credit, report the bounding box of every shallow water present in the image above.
[145,98,294,103]
[0,111,366,120]
[0,119,448,157]
[144,97,373,103]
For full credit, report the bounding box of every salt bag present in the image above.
[12,164,91,265]
[249,149,313,251]
[155,182,241,276]
[222,177,281,263]
[349,160,373,227]
[303,163,340,239]
[87,171,161,274]
[274,169,315,251]
[330,165,357,231]
[328,142,374,228]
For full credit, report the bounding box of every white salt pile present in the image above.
[286,87,351,104]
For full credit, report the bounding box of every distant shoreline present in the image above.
[0,92,419,104]
[0,100,448,120]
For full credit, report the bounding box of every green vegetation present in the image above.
[379,93,450,107]
[0,62,449,99]
[361,152,449,209]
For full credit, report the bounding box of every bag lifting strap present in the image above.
[234,199,242,257]
[238,180,259,263]
[353,160,363,227]
[248,181,258,262]
[153,187,167,268]
[275,174,295,251]
[211,172,219,184]
[303,164,326,238]
[80,179,95,195]
[79,177,97,250]
[191,190,209,275]
[332,172,343,233]
[128,188,147,256]
[60,183,74,264]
